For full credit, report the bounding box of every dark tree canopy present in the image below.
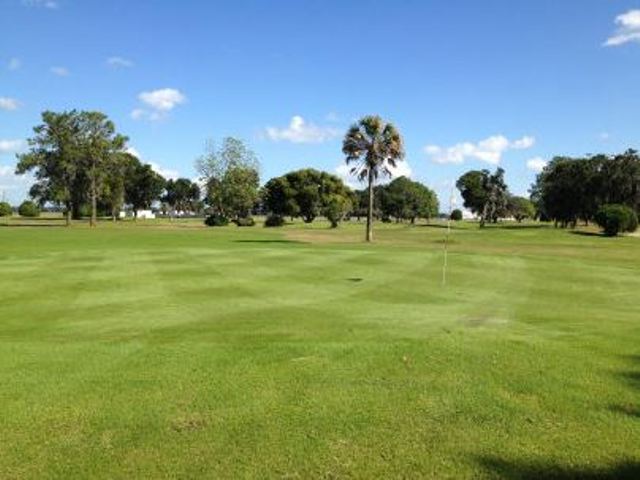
[164,178,201,215]
[531,151,640,227]
[125,162,167,215]
[380,176,439,223]
[456,168,508,227]
[263,168,352,225]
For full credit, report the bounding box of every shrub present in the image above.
[450,209,463,221]
[233,216,255,227]
[204,214,229,227]
[595,204,638,236]
[18,200,40,218]
[0,202,12,217]
[264,214,284,227]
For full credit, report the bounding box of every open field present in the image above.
[0,220,639,478]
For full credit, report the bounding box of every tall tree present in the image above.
[164,178,201,217]
[125,163,166,218]
[77,112,128,227]
[263,169,352,224]
[15,110,82,226]
[103,152,137,222]
[342,115,405,241]
[381,176,439,223]
[195,137,260,217]
[456,168,508,227]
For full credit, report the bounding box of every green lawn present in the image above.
[0,219,638,478]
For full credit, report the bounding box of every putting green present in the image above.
[0,220,638,478]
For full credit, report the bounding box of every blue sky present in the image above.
[2,0,640,206]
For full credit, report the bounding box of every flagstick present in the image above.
[442,186,455,286]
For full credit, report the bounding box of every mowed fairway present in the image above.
[0,221,639,478]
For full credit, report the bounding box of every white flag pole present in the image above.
[442,185,455,286]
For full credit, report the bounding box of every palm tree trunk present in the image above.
[366,170,374,242]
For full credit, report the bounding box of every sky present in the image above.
[2,0,640,207]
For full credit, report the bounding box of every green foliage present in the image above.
[164,178,201,214]
[263,169,351,224]
[508,196,535,222]
[18,200,40,217]
[380,176,439,223]
[531,150,640,227]
[16,110,128,226]
[264,214,285,227]
[595,204,638,236]
[204,214,229,227]
[342,115,405,241]
[125,162,166,214]
[197,137,261,219]
[233,217,256,227]
[0,202,12,217]
[323,194,351,228]
[456,168,508,227]
[450,209,463,221]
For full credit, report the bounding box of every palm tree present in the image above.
[342,115,405,242]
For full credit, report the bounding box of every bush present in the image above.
[264,214,284,227]
[0,202,12,217]
[204,214,229,227]
[595,204,638,236]
[18,200,40,218]
[233,216,255,227]
[450,209,463,221]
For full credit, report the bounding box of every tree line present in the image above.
[530,151,640,228]
[14,111,439,233]
[18,110,636,238]
[454,151,640,235]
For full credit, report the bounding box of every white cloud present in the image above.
[132,88,186,121]
[22,0,58,8]
[424,134,535,165]
[0,139,24,154]
[139,88,185,111]
[265,116,340,143]
[604,10,640,46]
[106,56,134,68]
[599,132,611,141]
[0,97,20,111]
[526,157,547,173]
[335,160,412,189]
[149,162,179,180]
[7,58,21,71]
[50,66,69,76]
[0,164,33,203]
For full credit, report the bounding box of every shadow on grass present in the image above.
[0,223,65,228]
[416,223,466,230]
[569,230,604,237]
[476,456,640,480]
[233,239,304,245]
[611,354,640,419]
[481,223,551,230]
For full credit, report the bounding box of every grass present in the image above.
[0,217,639,478]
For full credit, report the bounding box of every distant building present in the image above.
[119,210,156,219]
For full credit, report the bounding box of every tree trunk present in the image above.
[366,170,374,242]
[65,202,72,227]
[90,176,97,227]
